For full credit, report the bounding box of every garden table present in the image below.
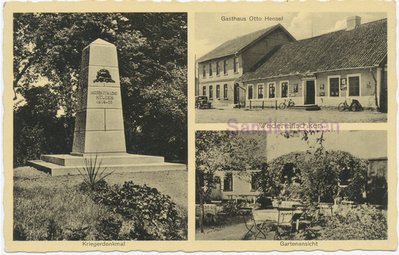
[275,206,307,238]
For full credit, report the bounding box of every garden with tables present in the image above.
[195,132,387,240]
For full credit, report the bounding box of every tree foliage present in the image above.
[256,150,369,204]
[13,13,187,166]
[195,131,267,202]
[195,131,267,232]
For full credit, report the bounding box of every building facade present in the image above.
[240,17,387,112]
[210,170,261,202]
[197,24,295,108]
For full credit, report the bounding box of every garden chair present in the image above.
[241,208,276,240]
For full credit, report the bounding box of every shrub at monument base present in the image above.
[85,180,187,240]
[13,169,187,240]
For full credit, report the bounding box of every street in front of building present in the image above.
[196,107,387,124]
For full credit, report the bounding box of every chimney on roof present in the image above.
[346,16,361,31]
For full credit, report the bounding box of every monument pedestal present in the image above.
[28,154,186,176]
[28,38,186,176]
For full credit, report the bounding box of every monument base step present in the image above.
[41,153,165,166]
[28,153,186,176]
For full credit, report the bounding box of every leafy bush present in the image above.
[317,205,387,240]
[92,181,186,240]
[95,216,123,240]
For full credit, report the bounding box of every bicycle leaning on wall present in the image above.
[337,98,363,112]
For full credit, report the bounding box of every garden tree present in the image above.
[13,13,187,166]
[256,149,368,204]
[13,86,74,166]
[195,131,267,232]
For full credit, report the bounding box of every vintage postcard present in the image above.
[2,0,397,252]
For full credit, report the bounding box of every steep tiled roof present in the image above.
[198,24,293,63]
[241,19,387,82]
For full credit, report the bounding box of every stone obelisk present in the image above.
[28,39,186,176]
[72,39,126,155]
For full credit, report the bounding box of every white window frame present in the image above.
[223,84,228,100]
[327,75,341,98]
[347,74,361,97]
[247,84,254,100]
[267,82,276,99]
[257,83,264,99]
[280,80,289,98]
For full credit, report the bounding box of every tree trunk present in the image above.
[200,190,205,233]
[196,173,205,233]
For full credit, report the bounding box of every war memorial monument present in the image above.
[29,39,186,175]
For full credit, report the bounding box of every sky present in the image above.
[195,12,387,59]
[267,130,387,161]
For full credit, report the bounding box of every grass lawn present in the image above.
[14,167,187,211]
[14,167,187,240]
[196,108,387,123]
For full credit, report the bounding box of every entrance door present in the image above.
[305,80,315,104]
[234,83,240,104]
